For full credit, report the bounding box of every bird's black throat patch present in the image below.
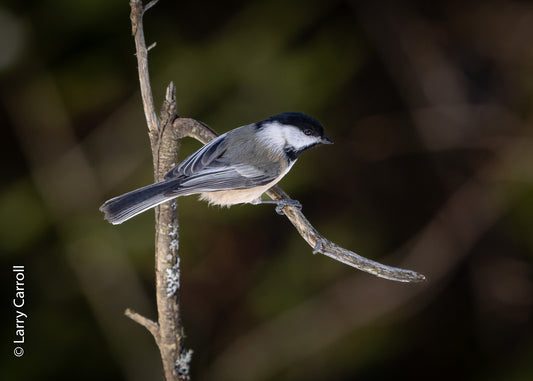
[284,141,321,161]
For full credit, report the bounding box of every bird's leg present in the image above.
[273,198,302,215]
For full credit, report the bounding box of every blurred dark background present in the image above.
[2,0,533,380]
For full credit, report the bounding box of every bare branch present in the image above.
[143,0,159,14]
[266,186,426,282]
[125,308,159,341]
[172,118,426,283]
[129,3,187,381]
[130,0,159,142]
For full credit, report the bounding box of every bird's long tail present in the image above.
[99,179,182,225]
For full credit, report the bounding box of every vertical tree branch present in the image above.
[154,84,188,381]
[128,1,188,380]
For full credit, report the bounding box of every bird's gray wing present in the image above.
[166,164,275,195]
[163,130,279,194]
[164,133,229,179]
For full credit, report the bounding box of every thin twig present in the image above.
[125,308,159,340]
[266,186,426,282]
[143,0,159,14]
[172,118,426,283]
[130,0,159,144]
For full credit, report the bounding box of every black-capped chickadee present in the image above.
[100,112,332,224]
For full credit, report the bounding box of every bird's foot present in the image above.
[274,199,302,215]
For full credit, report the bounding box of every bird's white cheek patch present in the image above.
[284,128,320,150]
[257,122,321,152]
[256,122,286,153]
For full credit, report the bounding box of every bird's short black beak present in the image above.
[321,137,333,144]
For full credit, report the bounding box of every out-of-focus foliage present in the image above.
[1,0,533,380]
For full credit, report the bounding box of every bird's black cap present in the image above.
[257,112,329,141]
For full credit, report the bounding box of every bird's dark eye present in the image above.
[303,129,313,136]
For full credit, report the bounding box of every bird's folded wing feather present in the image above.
[166,164,274,195]
[164,133,229,179]
[163,129,276,194]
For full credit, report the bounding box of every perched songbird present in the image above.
[100,112,332,224]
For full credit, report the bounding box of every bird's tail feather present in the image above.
[99,179,182,225]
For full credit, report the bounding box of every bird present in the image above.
[99,112,332,224]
